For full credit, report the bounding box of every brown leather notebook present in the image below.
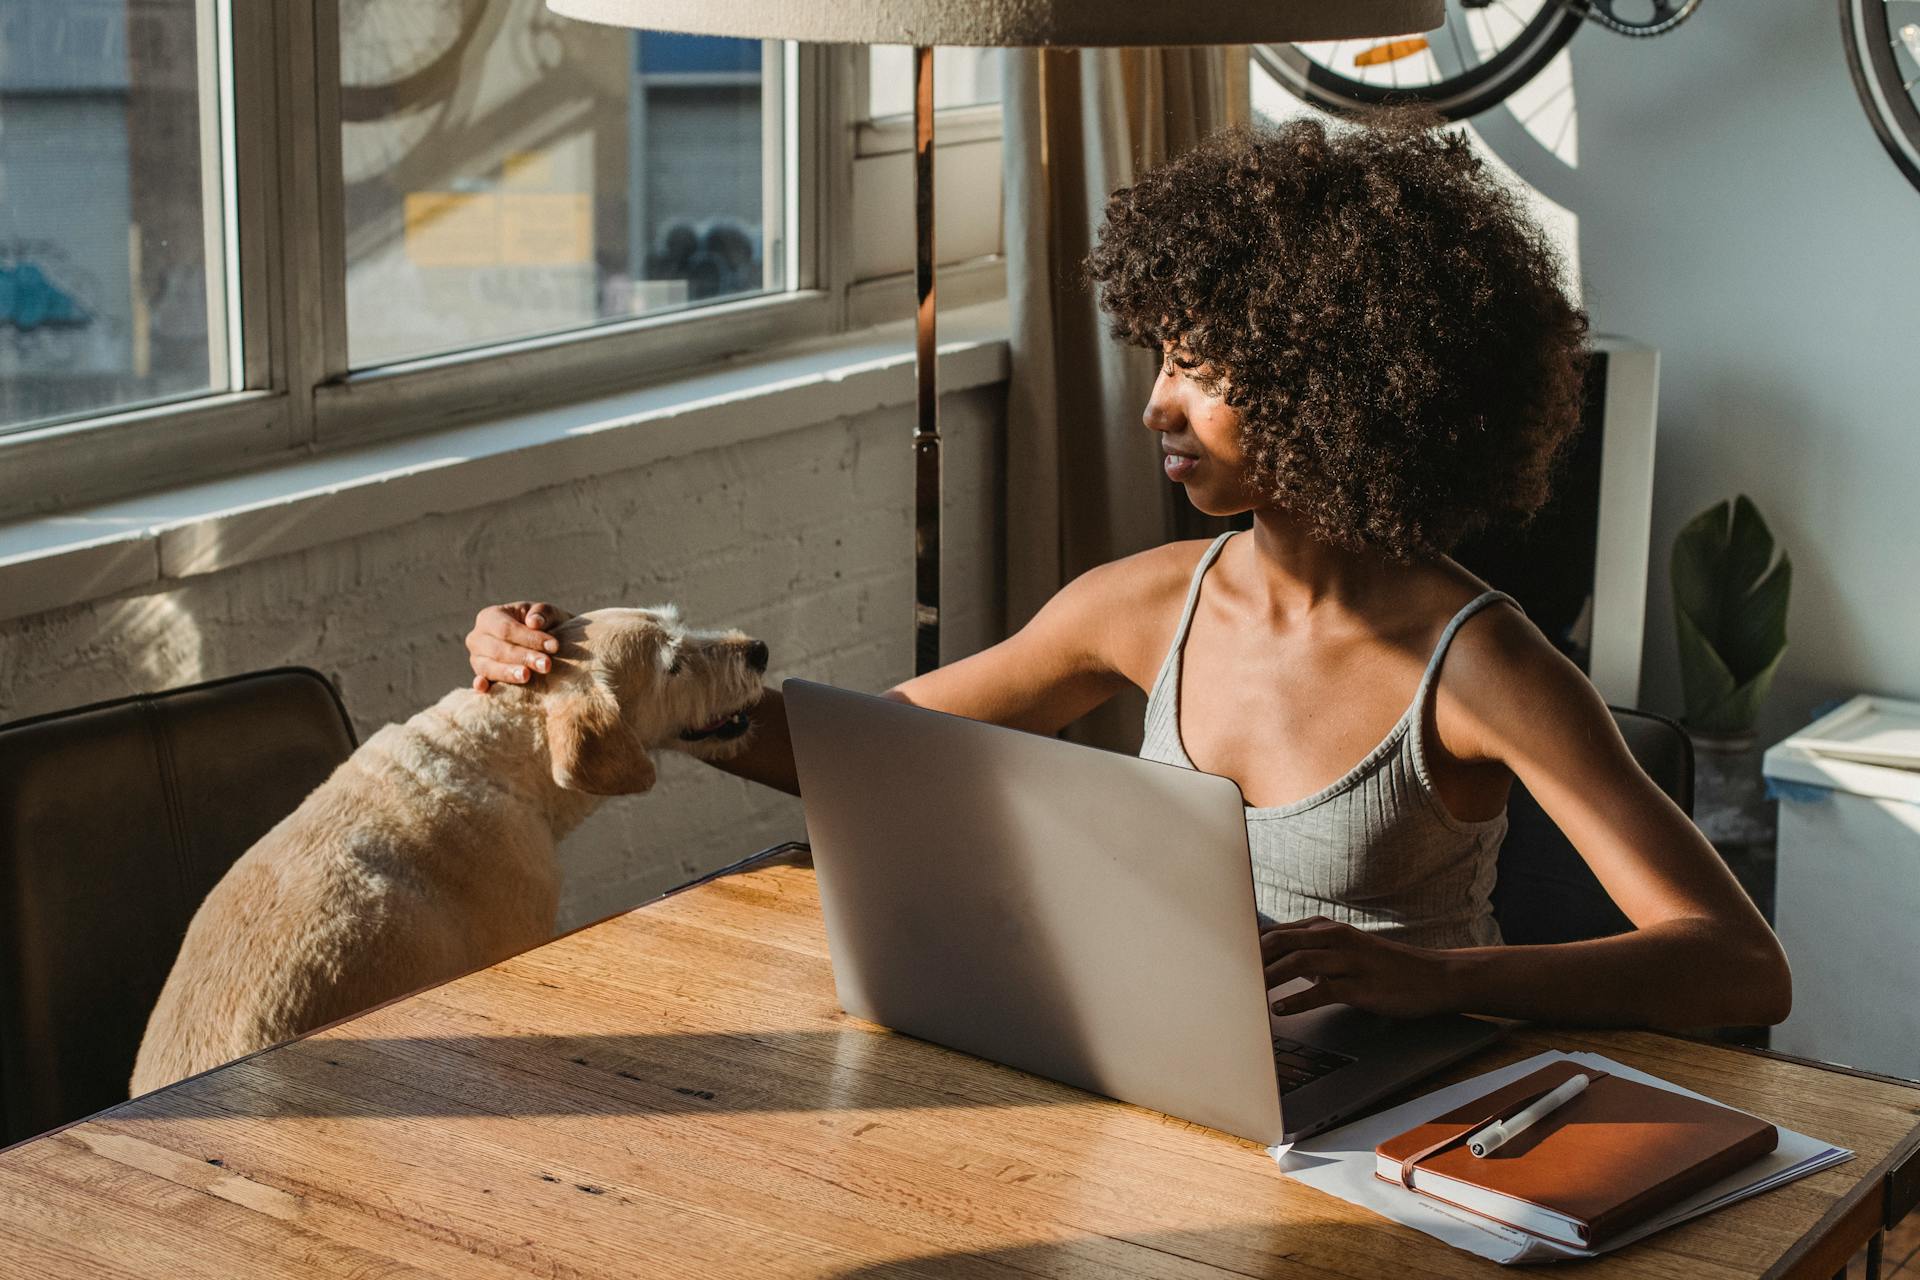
[1373,1059,1780,1248]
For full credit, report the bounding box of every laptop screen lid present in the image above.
[784,678,1287,1145]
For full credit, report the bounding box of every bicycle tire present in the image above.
[1253,1,1586,121]
[1840,0,1920,193]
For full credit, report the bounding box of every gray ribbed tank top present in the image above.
[1140,530,1515,949]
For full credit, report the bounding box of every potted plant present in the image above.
[1671,494,1791,849]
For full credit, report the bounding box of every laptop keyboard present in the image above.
[1271,1035,1356,1094]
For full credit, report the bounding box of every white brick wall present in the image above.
[0,381,1007,931]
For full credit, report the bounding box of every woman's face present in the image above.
[1145,339,1261,517]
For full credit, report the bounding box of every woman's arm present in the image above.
[705,554,1150,795]
[1265,607,1792,1031]
[1438,613,1791,1028]
[465,548,1178,798]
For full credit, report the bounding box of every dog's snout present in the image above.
[745,640,769,673]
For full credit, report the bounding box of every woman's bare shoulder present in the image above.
[1101,537,1217,591]
[1055,539,1218,682]
[1429,580,1609,762]
[1082,537,1213,675]
[1062,538,1216,618]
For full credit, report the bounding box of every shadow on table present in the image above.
[826,1222,1356,1278]
[127,1027,1101,1119]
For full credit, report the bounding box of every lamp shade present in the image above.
[545,0,1445,45]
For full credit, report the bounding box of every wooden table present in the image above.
[5,846,1917,1279]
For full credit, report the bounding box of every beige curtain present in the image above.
[1001,46,1250,751]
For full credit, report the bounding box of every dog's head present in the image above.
[538,606,767,796]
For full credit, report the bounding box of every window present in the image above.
[866,46,1002,119]
[340,3,788,367]
[0,6,1006,520]
[0,0,828,517]
[0,0,234,434]
[846,48,1006,328]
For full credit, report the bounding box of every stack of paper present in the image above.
[1270,1049,1854,1264]
[1789,695,1920,771]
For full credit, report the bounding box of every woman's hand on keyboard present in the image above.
[1260,916,1454,1020]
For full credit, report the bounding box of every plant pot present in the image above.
[1687,730,1778,923]
[1689,731,1776,846]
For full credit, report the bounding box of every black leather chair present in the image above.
[0,668,356,1145]
[1492,706,1694,945]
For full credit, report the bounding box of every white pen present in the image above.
[1467,1072,1590,1158]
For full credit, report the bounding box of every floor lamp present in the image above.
[547,0,1442,675]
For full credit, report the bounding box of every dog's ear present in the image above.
[546,684,656,796]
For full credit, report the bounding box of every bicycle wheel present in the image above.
[1840,0,1920,193]
[1253,0,1586,121]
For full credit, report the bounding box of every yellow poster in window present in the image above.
[403,193,500,269]
[405,192,592,268]
[499,194,593,266]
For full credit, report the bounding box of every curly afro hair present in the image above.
[1083,110,1590,559]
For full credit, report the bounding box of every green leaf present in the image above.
[1674,604,1738,728]
[1669,495,1791,734]
[1671,500,1729,635]
[1691,646,1789,737]
[1720,495,1776,611]
[1721,552,1791,685]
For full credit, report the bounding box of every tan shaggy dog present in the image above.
[131,606,767,1095]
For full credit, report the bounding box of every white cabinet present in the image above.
[1763,697,1920,1082]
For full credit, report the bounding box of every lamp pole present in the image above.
[911,44,941,676]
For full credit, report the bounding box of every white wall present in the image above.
[1465,0,1919,741]
[0,382,1007,930]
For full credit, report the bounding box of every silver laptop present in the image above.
[783,678,1505,1145]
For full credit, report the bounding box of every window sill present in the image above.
[0,297,1011,625]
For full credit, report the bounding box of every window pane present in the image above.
[341,3,786,369]
[868,46,1002,119]
[0,0,233,434]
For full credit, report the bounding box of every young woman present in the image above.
[465,114,1790,1033]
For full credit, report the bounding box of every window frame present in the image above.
[0,13,1004,522]
[0,0,291,519]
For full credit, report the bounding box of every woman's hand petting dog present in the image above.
[469,601,573,692]
[1261,915,1455,1020]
